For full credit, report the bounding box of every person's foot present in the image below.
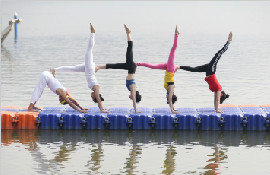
[50,68,55,77]
[33,106,42,110]
[228,32,233,42]
[124,24,131,34]
[175,25,180,35]
[90,23,95,33]
[174,65,180,72]
[95,65,99,73]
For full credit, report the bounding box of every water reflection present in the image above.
[1,45,13,61]
[204,145,228,175]
[89,143,103,173]
[124,144,142,175]
[1,130,269,174]
[162,145,177,175]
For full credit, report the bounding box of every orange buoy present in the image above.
[260,104,270,107]
[238,104,259,107]
[219,104,238,107]
[15,111,39,129]
[1,111,17,129]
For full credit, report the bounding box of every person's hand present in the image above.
[135,109,141,113]
[101,109,109,113]
[124,24,131,34]
[79,109,88,113]
[216,109,224,113]
[172,110,179,114]
[50,68,55,78]
[175,25,180,35]
[81,107,88,110]
[228,32,233,42]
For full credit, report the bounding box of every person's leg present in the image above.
[85,24,96,84]
[208,40,230,75]
[137,62,167,70]
[180,65,207,72]
[54,64,85,72]
[124,24,134,67]
[106,63,127,70]
[30,72,48,105]
[167,27,179,73]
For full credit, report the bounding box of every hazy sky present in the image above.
[1,1,269,38]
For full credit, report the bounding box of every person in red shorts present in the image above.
[180,32,232,113]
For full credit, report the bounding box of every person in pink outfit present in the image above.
[137,26,180,114]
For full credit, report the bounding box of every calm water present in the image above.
[1,1,270,174]
[1,130,270,175]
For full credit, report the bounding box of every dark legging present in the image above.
[106,41,136,74]
[181,41,230,76]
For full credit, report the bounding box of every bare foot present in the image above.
[50,68,55,78]
[228,32,232,42]
[95,65,99,73]
[90,23,95,33]
[33,106,42,110]
[175,25,180,35]
[174,65,180,72]
[28,108,39,112]
[124,24,131,34]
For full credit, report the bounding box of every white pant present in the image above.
[55,63,85,72]
[30,71,66,104]
[54,33,98,90]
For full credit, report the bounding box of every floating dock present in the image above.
[1,105,270,131]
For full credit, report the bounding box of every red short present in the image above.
[205,74,222,92]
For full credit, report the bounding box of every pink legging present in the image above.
[137,34,179,73]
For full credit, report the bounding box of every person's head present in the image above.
[220,90,230,104]
[129,91,142,103]
[91,92,104,103]
[167,94,177,104]
[59,95,69,105]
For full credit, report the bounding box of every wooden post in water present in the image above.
[1,13,22,45]
[14,12,18,41]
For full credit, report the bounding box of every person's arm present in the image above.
[65,97,87,113]
[93,86,108,113]
[69,97,87,110]
[130,87,140,113]
[180,65,207,72]
[65,91,87,110]
[59,92,87,113]
[214,91,223,113]
[167,86,178,114]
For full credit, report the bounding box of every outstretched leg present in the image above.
[208,32,232,75]
[166,26,179,73]
[85,23,96,89]
[54,64,85,73]
[137,62,167,70]
[124,24,137,74]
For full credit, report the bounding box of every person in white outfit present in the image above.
[28,71,88,113]
[51,23,108,113]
